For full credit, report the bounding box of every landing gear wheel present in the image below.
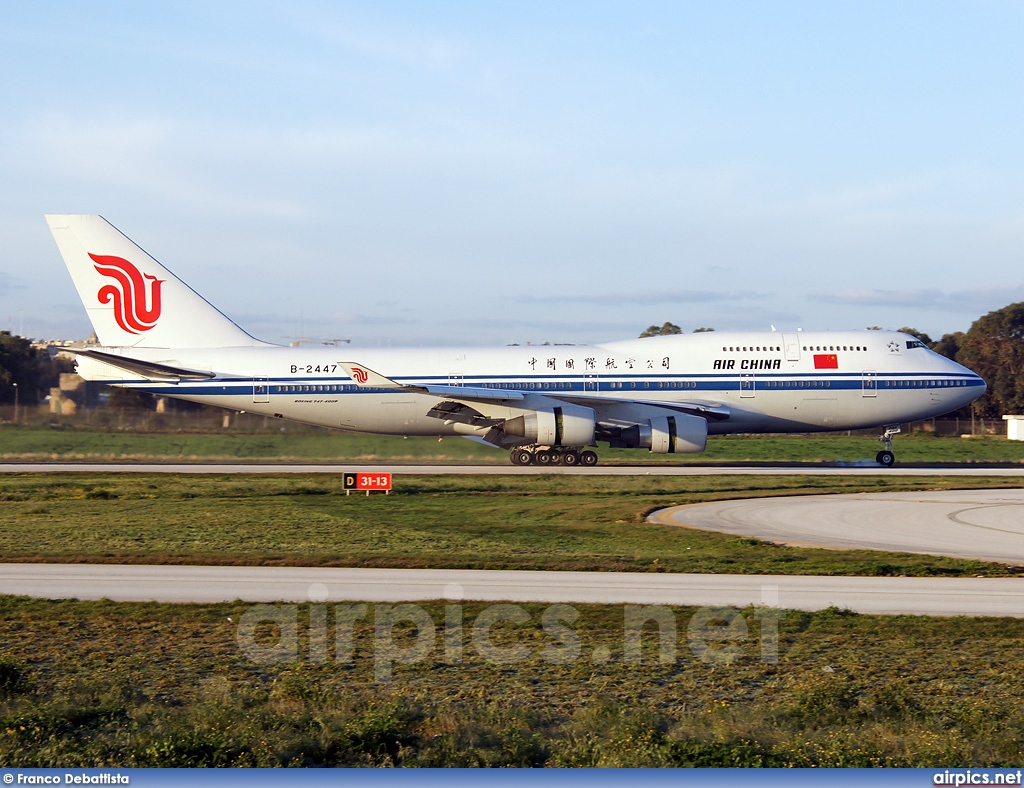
[580,450,599,466]
[562,450,580,466]
[547,450,563,465]
[535,450,553,466]
[511,449,534,466]
[876,425,900,468]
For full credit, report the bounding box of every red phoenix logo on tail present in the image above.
[351,367,369,384]
[90,253,164,334]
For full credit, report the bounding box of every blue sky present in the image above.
[2,1,1023,346]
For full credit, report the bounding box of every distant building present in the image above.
[1003,415,1024,441]
[31,332,98,352]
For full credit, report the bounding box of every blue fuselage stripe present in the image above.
[117,371,984,398]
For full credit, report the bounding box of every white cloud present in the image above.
[0,272,26,294]
[816,285,1024,314]
[817,288,945,308]
[517,289,759,306]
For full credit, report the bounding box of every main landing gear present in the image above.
[509,447,598,466]
[875,425,901,467]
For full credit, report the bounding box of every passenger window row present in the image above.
[884,379,966,388]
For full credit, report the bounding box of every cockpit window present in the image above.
[906,340,926,349]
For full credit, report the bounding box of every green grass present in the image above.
[3,422,1024,464]
[1,596,1023,766]
[0,422,506,463]
[0,473,1020,576]
[3,425,1022,768]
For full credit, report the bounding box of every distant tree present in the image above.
[0,332,41,405]
[897,327,934,345]
[106,387,155,410]
[639,322,683,338]
[956,302,1024,418]
[866,326,884,330]
[930,331,964,360]
[692,327,715,333]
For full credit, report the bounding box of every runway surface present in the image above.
[650,489,1024,565]
[1,563,1022,616]
[3,462,1024,476]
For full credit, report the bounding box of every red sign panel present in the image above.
[357,473,392,491]
[343,472,392,491]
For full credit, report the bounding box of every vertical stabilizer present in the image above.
[45,214,264,348]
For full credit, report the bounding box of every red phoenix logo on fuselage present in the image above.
[351,367,369,384]
[90,253,164,334]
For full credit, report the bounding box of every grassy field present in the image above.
[1,596,1023,766]
[3,422,1024,464]
[3,426,1023,768]
[0,473,1021,576]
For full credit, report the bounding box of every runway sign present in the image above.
[343,472,393,495]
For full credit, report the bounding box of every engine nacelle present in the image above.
[503,403,596,446]
[619,413,707,454]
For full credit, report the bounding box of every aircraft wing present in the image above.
[549,394,731,421]
[419,384,525,402]
[339,363,728,424]
[338,363,525,402]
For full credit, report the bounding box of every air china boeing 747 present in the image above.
[46,215,986,467]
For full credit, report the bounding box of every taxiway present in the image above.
[650,489,1024,565]
[2,462,1024,476]
[1,563,1021,617]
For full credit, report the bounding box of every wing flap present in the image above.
[425,400,504,428]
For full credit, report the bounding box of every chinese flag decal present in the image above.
[814,354,839,369]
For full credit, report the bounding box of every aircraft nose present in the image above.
[953,358,986,402]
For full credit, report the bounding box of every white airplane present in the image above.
[46,214,986,467]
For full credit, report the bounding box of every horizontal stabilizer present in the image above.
[64,348,216,381]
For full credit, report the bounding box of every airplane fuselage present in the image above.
[77,329,984,440]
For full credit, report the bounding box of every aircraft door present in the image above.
[253,377,270,403]
[449,354,465,387]
[740,373,755,398]
[862,370,877,397]
[783,333,801,361]
[585,373,599,392]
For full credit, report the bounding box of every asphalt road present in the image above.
[650,489,1024,565]
[2,462,1024,476]
[1,563,1022,616]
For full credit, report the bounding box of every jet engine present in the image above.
[502,403,596,446]
[618,413,707,454]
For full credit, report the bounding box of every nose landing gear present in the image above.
[875,425,901,467]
